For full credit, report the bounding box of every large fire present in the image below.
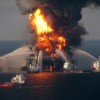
[29,9,53,35]
[29,9,66,53]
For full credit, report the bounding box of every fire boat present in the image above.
[0,74,26,88]
[0,82,14,88]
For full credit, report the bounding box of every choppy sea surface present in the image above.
[0,40,100,100]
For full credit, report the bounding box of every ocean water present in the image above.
[0,73,100,100]
[0,40,100,57]
[0,40,100,100]
[81,40,100,58]
[0,40,25,56]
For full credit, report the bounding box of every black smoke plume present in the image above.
[16,0,100,47]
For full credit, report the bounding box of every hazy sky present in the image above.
[0,0,100,40]
[81,5,100,40]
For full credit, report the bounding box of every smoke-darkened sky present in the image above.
[0,0,100,40]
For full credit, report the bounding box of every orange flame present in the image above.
[29,9,66,53]
[29,9,53,35]
[36,36,52,52]
[57,36,66,49]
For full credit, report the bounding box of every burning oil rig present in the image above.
[15,0,100,73]
[26,8,75,73]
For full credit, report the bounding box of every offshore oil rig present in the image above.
[27,47,100,74]
[15,1,100,73]
[27,44,79,74]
